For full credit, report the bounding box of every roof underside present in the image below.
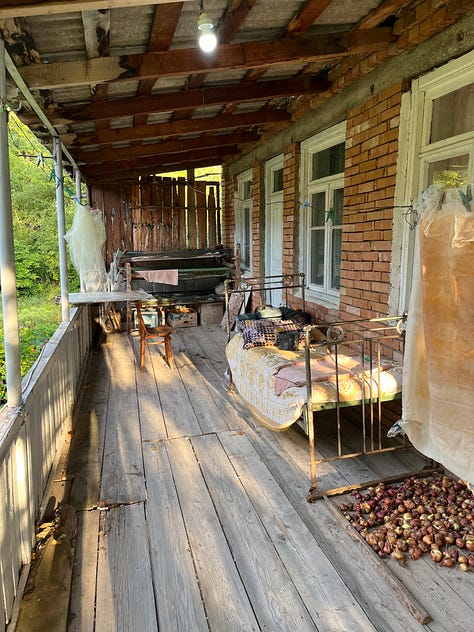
[0,1,449,182]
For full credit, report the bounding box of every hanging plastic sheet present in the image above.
[402,184,474,485]
[65,203,107,292]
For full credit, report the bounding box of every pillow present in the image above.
[240,318,277,349]
[255,305,282,319]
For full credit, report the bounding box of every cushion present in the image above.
[240,319,277,349]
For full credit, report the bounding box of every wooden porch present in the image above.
[15,325,474,632]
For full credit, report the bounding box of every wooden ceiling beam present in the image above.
[80,146,236,177]
[43,75,330,124]
[87,155,226,182]
[72,130,260,163]
[0,1,193,18]
[70,108,290,147]
[283,0,333,37]
[358,0,408,29]
[217,0,257,44]
[19,29,394,89]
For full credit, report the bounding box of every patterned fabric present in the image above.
[240,318,302,349]
[225,333,403,430]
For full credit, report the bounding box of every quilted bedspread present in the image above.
[225,333,403,431]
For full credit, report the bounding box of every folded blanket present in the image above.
[273,353,391,395]
[137,269,179,285]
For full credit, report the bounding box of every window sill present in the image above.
[305,289,340,310]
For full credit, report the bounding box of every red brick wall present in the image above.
[340,82,405,320]
[251,161,263,277]
[221,171,235,251]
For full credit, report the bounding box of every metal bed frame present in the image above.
[224,274,411,498]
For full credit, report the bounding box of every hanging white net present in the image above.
[65,203,107,292]
[402,184,474,485]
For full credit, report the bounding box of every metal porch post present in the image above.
[53,135,70,322]
[74,167,81,204]
[0,39,22,408]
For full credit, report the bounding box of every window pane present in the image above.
[310,230,325,285]
[242,205,251,268]
[332,187,344,226]
[312,142,345,180]
[428,154,469,188]
[331,228,342,290]
[243,179,252,199]
[311,192,326,227]
[273,168,283,192]
[430,83,474,143]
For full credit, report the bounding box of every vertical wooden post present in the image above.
[196,180,207,249]
[208,185,217,248]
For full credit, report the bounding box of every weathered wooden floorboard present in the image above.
[218,430,378,632]
[101,335,146,504]
[132,342,168,443]
[68,347,110,510]
[95,503,158,632]
[150,342,202,439]
[243,424,426,632]
[143,441,209,631]
[192,433,319,631]
[166,437,260,631]
[68,509,100,632]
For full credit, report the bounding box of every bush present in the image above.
[0,292,61,406]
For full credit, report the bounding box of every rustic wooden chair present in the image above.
[135,301,175,370]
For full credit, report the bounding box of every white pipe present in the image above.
[53,136,70,322]
[0,39,22,408]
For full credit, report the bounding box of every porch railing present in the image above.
[0,305,92,629]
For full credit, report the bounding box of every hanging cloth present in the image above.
[402,184,474,485]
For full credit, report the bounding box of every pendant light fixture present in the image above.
[197,0,217,53]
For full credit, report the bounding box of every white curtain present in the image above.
[403,184,474,485]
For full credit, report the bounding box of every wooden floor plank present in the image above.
[100,334,145,504]
[192,433,319,632]
[218,430,378,632]
[243,424,426,632]
[166,437,260,631]
[133,351,168,443]
[95,503,158,632]
[68,509,100,632]
[150,347,202,440]
[143,441,208,631]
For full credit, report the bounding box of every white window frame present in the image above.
[235,169,253,273]
[300,122,345,306]
[390,50,474,314]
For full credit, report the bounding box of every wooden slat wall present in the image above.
[91,177,221,266]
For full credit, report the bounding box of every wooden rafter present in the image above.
[70,109,290,147]
[19,29,394,90]
[42,76,330,124]
[0,1,193,18]
[72,130,261,163]
[284,0,334,37]
[358,0,408,29]
[81,146,236,177]
[217,0,257,44]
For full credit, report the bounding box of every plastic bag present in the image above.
[65,203,107,292]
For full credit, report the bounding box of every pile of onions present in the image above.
[339,474,474,571]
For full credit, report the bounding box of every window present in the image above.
[301,123,345,303]
[235,170,253,271]
[392,51,474,313]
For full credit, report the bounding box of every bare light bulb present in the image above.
[197,12,217,53]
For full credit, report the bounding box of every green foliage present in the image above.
[8,114,79,295]
[0,292,61,406]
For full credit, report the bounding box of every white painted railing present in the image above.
[0,305,92,630]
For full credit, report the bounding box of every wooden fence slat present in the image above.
[176,177,186,248]
[196,180,207,249]
[208,185,217,248]
[187,171,198,249]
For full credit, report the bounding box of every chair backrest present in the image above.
[135,301,147,338]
